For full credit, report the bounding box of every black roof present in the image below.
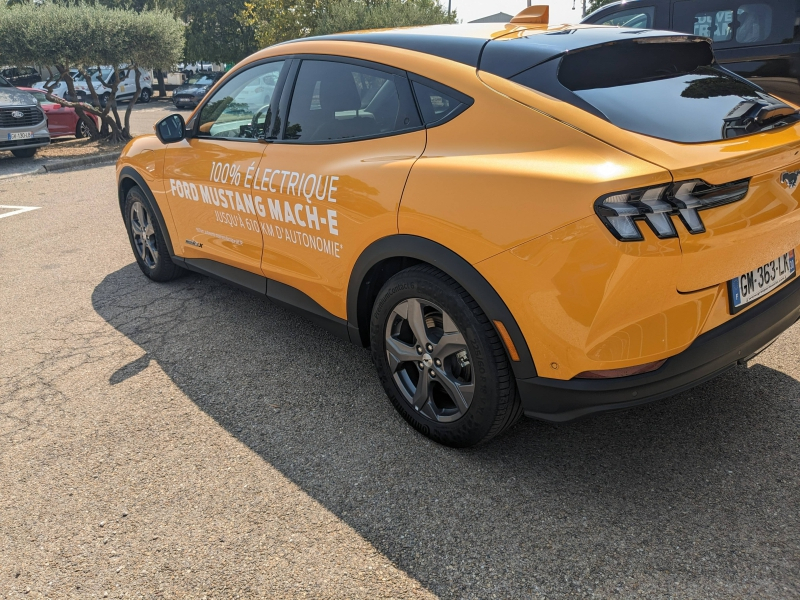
[318,27,707,78]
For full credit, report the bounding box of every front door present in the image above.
[163,59,287,274]
[255,57,427,318]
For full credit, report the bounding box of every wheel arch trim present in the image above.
[347,235,537,378]
[118,166,176,258]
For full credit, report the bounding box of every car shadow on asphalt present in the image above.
[92,263,800,598]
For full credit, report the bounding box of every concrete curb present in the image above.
[0,152,120,181]
[43,152,120,172]
[0,166,45,180]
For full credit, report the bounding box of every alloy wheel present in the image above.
[78,120,90,138]
[130,200,158,269]
[384,298,474,423]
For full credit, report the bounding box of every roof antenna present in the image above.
[511,5,549,24]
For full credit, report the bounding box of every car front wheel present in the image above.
[370,265,522,447]
[123,186,185,282]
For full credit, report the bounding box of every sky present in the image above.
[446,0,584,25]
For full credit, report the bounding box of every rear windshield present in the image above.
[508,39,799,142]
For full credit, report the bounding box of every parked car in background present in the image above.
[71,67,153,106]
[22,88,98,139]
[581,0,800,105]
[0,76,49,158]
[172,72,225,108]
[34,69,94,101]
[1,66,41,88]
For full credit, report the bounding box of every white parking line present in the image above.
[0,205,41,219]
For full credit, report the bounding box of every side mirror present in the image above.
[155,113,186,144]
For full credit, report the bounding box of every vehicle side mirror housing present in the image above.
[155,113,186,144]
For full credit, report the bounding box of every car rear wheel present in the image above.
[370,265,522,447]
[11,147,37,158]
[75,118,91,139]
[124,186,185,282]
[139,88,151,103]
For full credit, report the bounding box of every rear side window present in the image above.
[673,0,791,46]
[510,39,799,142]
[410,77,473,126]
[284,59,421,143]
[596,6,655,28]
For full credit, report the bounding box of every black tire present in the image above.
[123,186,185,282]
[100,92,110,108]
[370,265,522,447]
[11,147,37,158]
[139,88,151,103]
[75,118,90,139]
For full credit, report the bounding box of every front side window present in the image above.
[198,61,284,139]
[597,6,655,28]
[284,59,420,143]
[0,76,10,88]
[675,0,788,46]
[693,9,734,41]
[736,3,772,43]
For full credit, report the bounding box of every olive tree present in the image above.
[0,2,184,142]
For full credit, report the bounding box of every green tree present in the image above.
[184,0,258,63]
[239,0,455,49]
[0,2,184,142]
[314,0,455,36]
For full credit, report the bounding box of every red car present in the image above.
[22,87,98,139]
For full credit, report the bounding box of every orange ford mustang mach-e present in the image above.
[117,14,800,446]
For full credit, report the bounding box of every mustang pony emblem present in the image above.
[780,170,800,190]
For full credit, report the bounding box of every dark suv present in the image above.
[1,66,40,88]
[582,0,800,104]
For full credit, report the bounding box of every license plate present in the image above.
[729,250,796,313]
[7,131,32,140]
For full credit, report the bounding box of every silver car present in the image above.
[0,75,49,158]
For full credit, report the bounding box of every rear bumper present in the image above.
[518,276,800,422]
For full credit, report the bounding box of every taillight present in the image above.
[595,178,749,241]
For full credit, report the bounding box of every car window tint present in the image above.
[284,59,419,143]
[674,0,791,46]
[412,81,463,125]
[693,9,734,41]
[597,6,655,28]
[736,3,772,42]
[198,61,284,140]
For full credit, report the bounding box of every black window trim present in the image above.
[190,57,291,144]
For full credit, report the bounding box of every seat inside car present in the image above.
[310,62,377,141]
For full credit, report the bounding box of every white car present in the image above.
[33,69,79,100]
[72,67,153,106]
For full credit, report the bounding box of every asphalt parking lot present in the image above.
[1,164,799,598]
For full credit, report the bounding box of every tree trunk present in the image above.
[123,65,142,139]
[155,70,167,98]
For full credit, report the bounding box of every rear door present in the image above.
[255,57,426,318]
[672,0,800,104]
